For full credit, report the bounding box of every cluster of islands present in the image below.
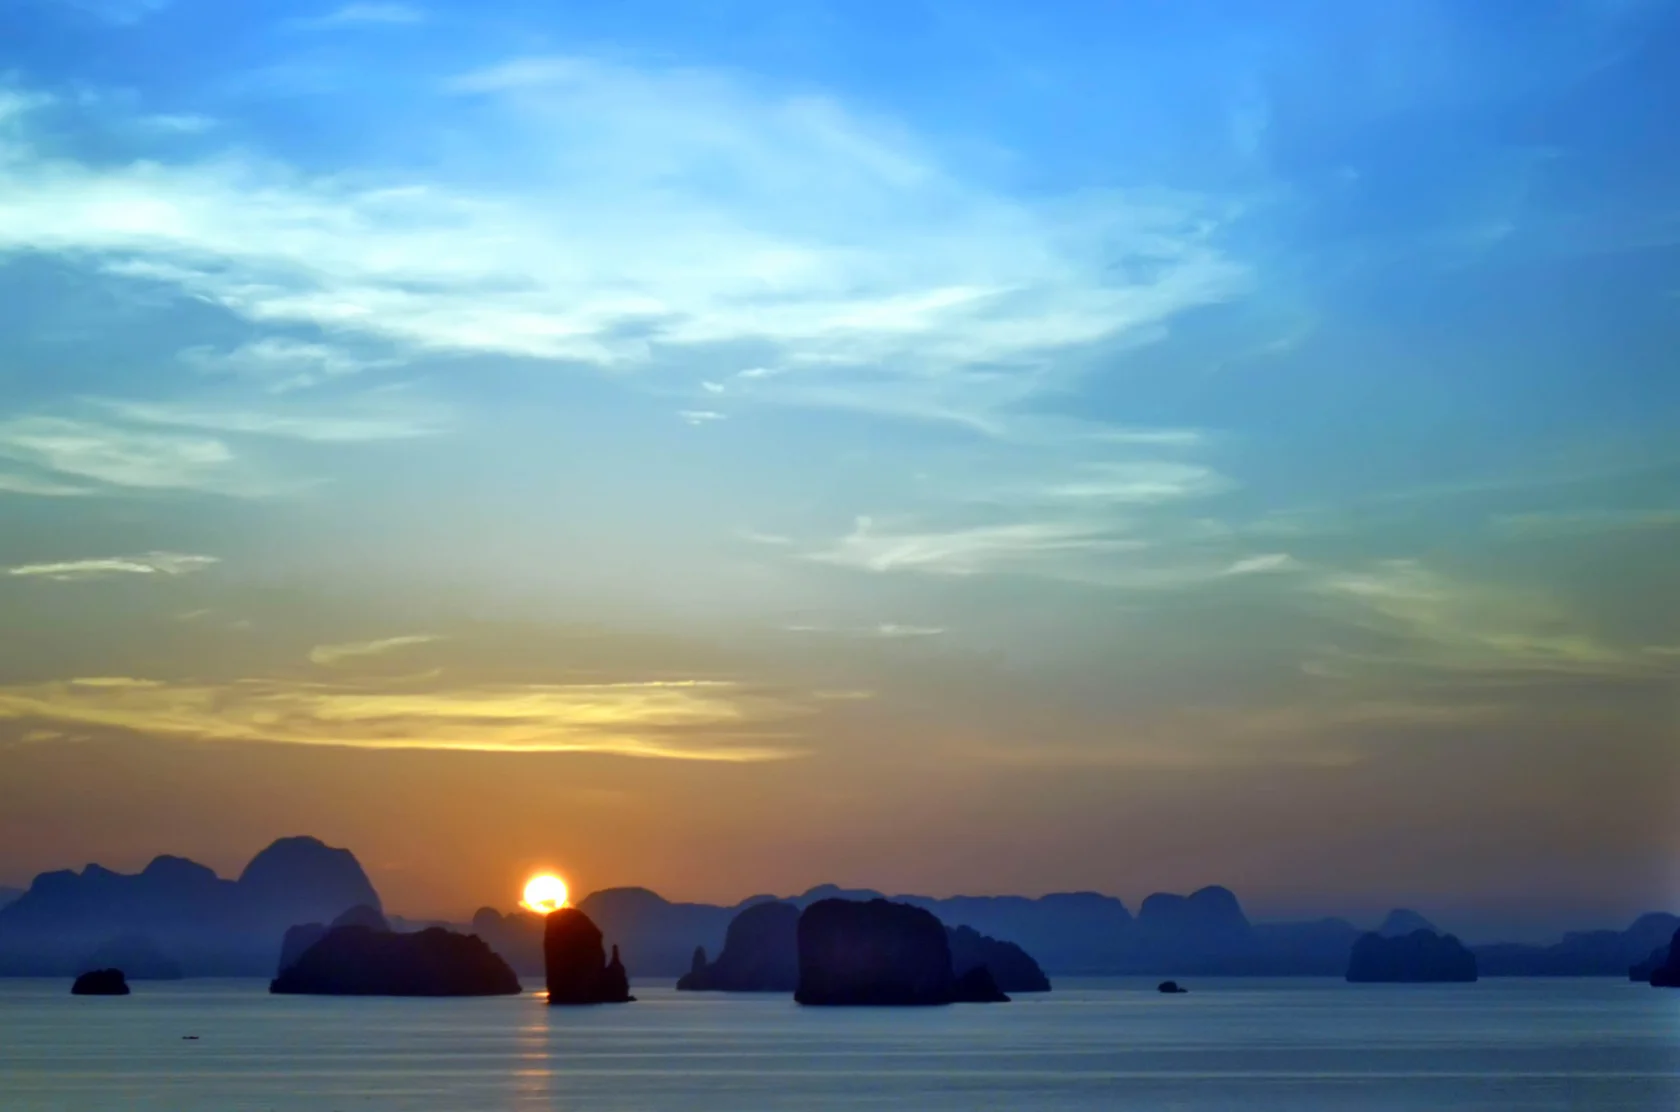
[11,837,1680,1002]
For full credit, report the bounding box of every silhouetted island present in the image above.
[678,901,800,991]
[795,898,1010,1005]
[1646,928,1680,988]
[1346,929,1478,983]
[71,968,129,995]
[1158,980,1188,994]
[947,924,1050,992]
[277,904,389,976]
[678,899,1048,995]
[544,908,634,1004]
[270,925,520,996]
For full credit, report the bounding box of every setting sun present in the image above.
[521,874,569,913]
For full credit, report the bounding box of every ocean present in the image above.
[2,977,1676,1110]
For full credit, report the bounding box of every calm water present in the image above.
[2,977,1676,1110]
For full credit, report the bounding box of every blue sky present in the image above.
[0,0,1676,936]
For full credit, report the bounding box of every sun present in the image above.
[521,874,569,914]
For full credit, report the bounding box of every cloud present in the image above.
[1026,461,1229,505]
[0,471,95,498]
[4,552,219,581]
[142,114,215,134]
[1316,559,1680,684]
[0,416,257,495]
[0,62,1244,433]
[181,338,389,392]
[0,675,815,760]
[809,517,1142,577]
[53,0,171,24]
[309,634,444,666]
[1223,553,1299,576]
[290,3,425,29]
[680,410,726,426]
[785,622,946,639]
[95,394,445,442]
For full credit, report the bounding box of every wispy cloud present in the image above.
[680,410,726,426]
[0,416,255,496]
[4,552,219,581]
[809,517,1142,577]
[309,634,444,666]
[0,675,815,760]
[181,339,390,392]
[785,622,946,639]
[289,3,425,30]
[54,0,171,25]
[1315,559,1680,685]
[96,394,446,442]
[1023,461,1229,505]
[0,63,1243,432]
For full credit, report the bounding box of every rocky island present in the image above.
[270,924,521,996]
[795,898,1009,1005]
[71,968,130,995]
[1346,929,1478,983]
[1644,927,1680,988]
[544,907,633,1004]
[681,899,1048,995]
[678,900,800,992]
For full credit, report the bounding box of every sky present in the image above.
[0,0,1676,942]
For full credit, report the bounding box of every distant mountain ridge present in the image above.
[4,839,1674,981]
[0,836,380,977]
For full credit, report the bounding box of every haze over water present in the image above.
[4,979,1678,1111]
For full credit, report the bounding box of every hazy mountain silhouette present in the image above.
[1377,909,1438,937]
[1474,912,1680,976]
[0,887,21,910]
[1347,929,1478,983]
[0,836,381,976]
[77,934,183,980]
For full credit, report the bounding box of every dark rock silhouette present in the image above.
[1647,928,1680,988]
[1347,929,1477,983]
[0,886,21,910]
[270,925,520,996]
[1476,913,1680,977]
[795,898,1007,1006]
[679,900,1049,995]
[0,836,382,977]
[678,901,801,992]
[1158,980,1188,994]
[277,905,391,976]
[78,934,182,980]
[952,963,1009,1003]
[1378,909,1438,937]
[946,925,1050,992]
[71,968,129,995]
[543,908,634,1005]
